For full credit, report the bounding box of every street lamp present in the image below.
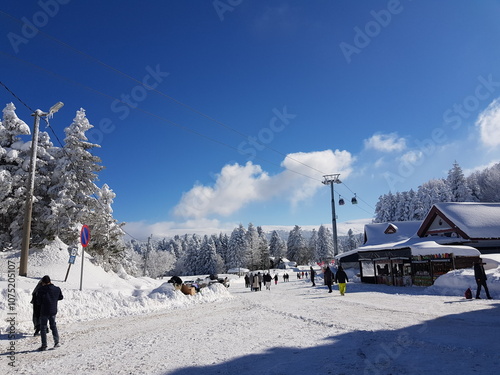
[322,174,341,257]
[19,102,64,276]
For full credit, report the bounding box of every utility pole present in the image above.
[19,102,64,276]
[322,174,341,258]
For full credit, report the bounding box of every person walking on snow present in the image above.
[335,265,349,296]
[474,261,492,299]
[310,266,316,287]
[36,275,63,351]
[323,266,334,293]
[30,280,43,336]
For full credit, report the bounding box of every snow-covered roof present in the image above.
[357,234,480,257]
[364,221,421,246]
[418,202,500,239]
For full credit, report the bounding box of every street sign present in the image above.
[68,255,76,264]
[80,225,90,247]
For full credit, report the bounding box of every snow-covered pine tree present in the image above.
[216,232,230,271]
[246,223,261,270]
[48,109,104,247]
[308,228,318,262]
[227,224,248,269]
[469,163,500,202]
[416,179,452,219]
[0,103,31,249]
[198,235,224,275]
[287,225,308,265]
[269,230,286,261]
[446,161,472,202]
[183,234,202,275]
[86,184,126,270]
[317,225,334,261]
[257,226,270,270]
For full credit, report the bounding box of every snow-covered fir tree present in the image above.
[86,184,126,270]
[447,161,472,202]
[227,224,248,269]
[287,225,308,265]
[308,229,318,262]
[269,230,286,261]
[245,223,261,270]
[0,103,31,250]
[198,235,224,275]
[257,226,270,270]
[216,232,230,271]
[316,225,334,261]
[48,109,104,247]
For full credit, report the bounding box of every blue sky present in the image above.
[2,1,500,240]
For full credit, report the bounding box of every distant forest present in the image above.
[373,161,500,223]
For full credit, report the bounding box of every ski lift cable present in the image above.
[0,54,324,186]
[0,49,327,185]
[0,10,328,177]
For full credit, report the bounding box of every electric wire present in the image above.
[0,10,326,177]
[0,10,375,215]
[0,80,143,241]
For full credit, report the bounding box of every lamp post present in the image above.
[322,174,341,258]
[19,102,64,276]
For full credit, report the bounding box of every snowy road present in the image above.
[5,278,500,375]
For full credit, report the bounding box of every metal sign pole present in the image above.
[79,244,84,291]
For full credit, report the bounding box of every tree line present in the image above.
[125,223,364,278]
[374,161,500,222]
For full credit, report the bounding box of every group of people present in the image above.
[245,272,280,291]
[30,275,63,351]
[321,265,349,295]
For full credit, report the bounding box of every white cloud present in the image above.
[279,149,354,207]
[364,133,406,152]
[172,149,354,219]
[399,150,423,165]
[173,162,271,219]
[476,98,500,147]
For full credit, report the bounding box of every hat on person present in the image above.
[41,275,51,284]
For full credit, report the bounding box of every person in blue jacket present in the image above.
[36,275,63,351]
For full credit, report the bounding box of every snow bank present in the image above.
[0,241,234,332]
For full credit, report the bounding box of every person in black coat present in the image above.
[323,266,334,293]
[334,265,349,296]
[36,275,63,350]
[30,280,43,336]
[474,262,492,299]
[310,266,316,287]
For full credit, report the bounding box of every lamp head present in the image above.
[49,102,64,114]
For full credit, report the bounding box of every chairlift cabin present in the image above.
[339,197,345,205]
[351,193,358,204]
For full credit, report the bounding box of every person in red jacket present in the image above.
[36,275,63,351]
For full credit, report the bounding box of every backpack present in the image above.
[464,288,472,299]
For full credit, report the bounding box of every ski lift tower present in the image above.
[322,174,341,257]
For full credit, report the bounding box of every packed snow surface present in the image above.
[1,242,500,375]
